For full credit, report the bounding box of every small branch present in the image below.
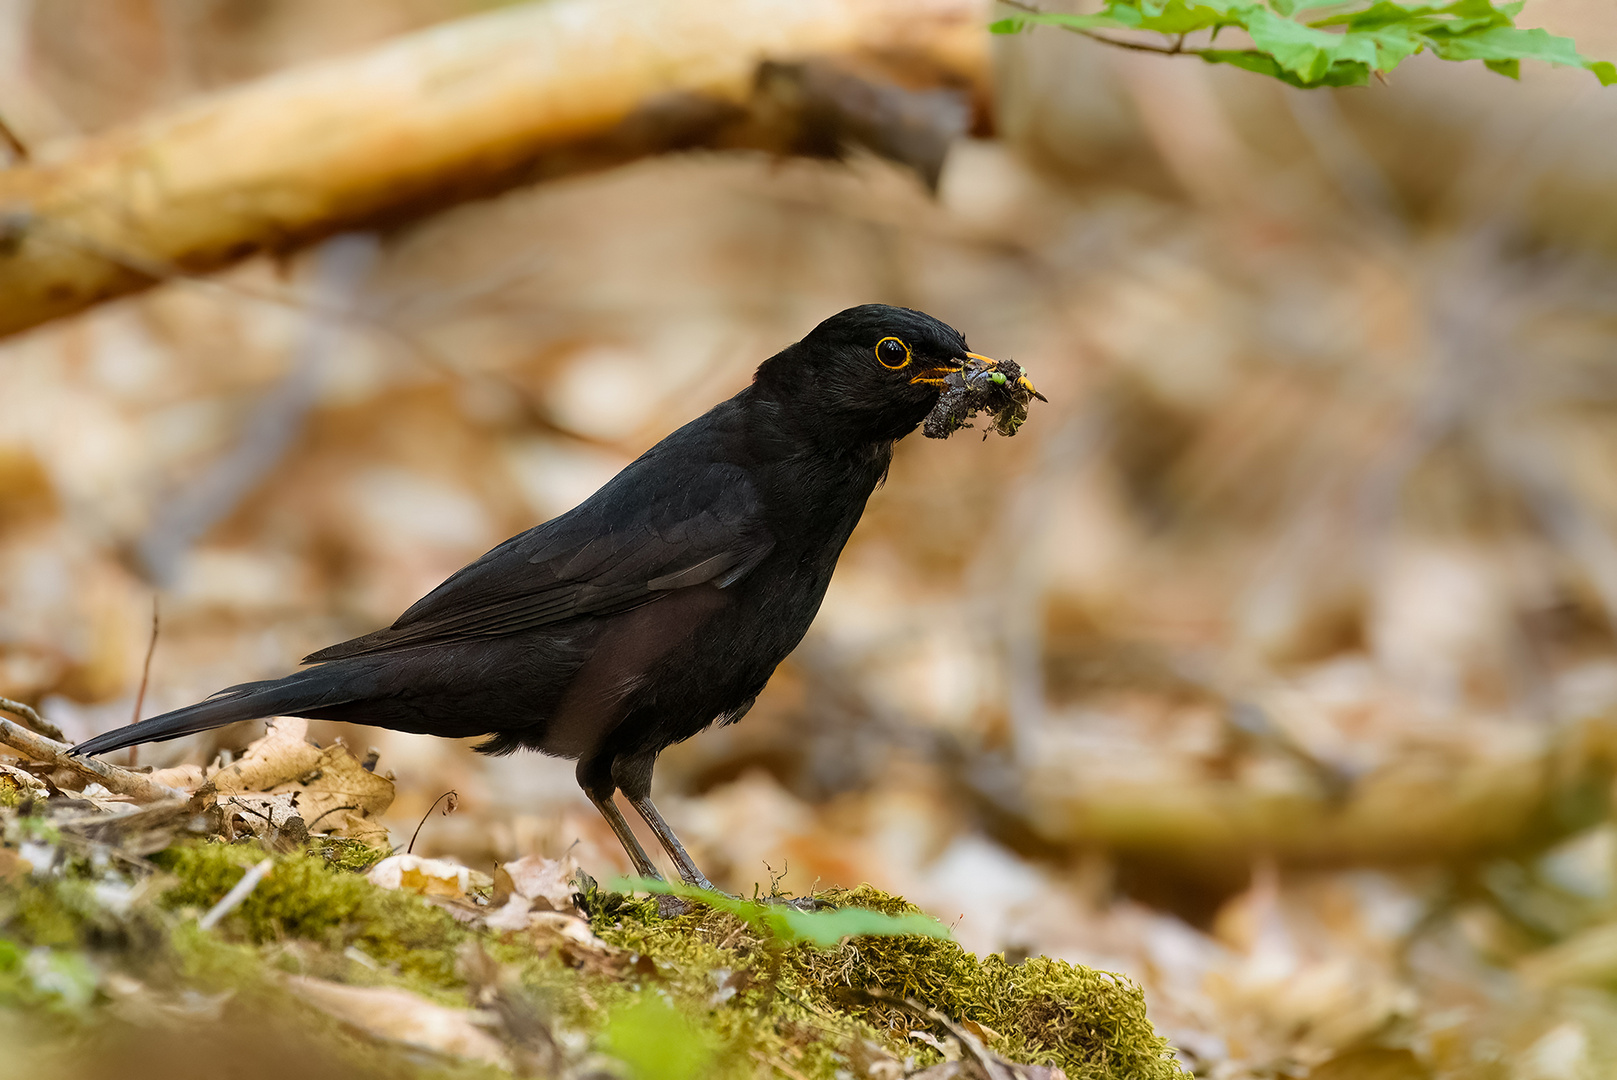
[0,712,189,802]
[749,1049,815,1080]
[841,987,1017,1080]
[128,594,161,767]
[0,0,987,339]
[0,696,65,742]
[1076,29,1208,55]
[0,114,28,162]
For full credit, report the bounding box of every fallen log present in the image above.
[0,0,986,338]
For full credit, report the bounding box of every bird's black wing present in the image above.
[304,457,774,662]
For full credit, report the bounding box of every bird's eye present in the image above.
[875,337,911,370]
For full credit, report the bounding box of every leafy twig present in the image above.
[998,0,1208,57]
[993,0,1617,90]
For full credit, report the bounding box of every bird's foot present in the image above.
[655,893,696,918]
[757,893,831,913]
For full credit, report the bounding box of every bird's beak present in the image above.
[908,354,967,387]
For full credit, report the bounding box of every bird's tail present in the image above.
[70,667,358,758]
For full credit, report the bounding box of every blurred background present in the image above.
[6,1,1617,1076]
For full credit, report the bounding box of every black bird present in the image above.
[74,305,1005,889]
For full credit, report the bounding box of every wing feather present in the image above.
[302,459,772,663]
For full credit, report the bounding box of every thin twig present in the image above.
[0,713,189,802]
[407,790,459,854]
[0,113,28,162]
[199,857,275,930]
[128,594,161,767]
[749,1049,815,1080]
[1076,29,1207,54]
[0,696,65,742]
[840,987,1017,1080]
[306,803,360,831]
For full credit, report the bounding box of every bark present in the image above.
[0,0,987,338]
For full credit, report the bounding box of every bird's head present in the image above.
[754,304,998,444]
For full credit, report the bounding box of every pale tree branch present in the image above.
[0,711,189,803]
[0,0,986,340]
[0,695,63,742]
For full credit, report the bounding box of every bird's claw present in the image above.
[655,893,696,918]
[757,894,830,912]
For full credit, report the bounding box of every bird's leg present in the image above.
[613,750,715,891]
[587,791,663,881]
[626,793,714,891]
[578,754,662,880]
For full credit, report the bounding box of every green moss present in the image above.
[591,885,1187,1080]
[4,829,1184,1080]
[784,887,1180,1080]
[308,835,391,873]
[152,841,469,990]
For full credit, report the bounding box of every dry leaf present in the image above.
[483,896,534,933]
[0,761,47,800]
[527,910,604,948]
[367,853,474,899]
[908,1030,962,1061]
[283,975,507,1066]
[217,791,304,830]
[146,763,209,792]
[207,717,393,844]
[496,853,582,914]
[910,1065,969,1080]
[0,845,31,881]
[848,1038,905,1079]
[961,1018,1003,1045]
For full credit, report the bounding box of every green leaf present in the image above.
[1245,7,1373,81]
[602,997,715,1080]
[1199,48,1371,87]
[996,0,1615,89]
[613,878,952,949]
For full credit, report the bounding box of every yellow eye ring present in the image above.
[875,336,911,370]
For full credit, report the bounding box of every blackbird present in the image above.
[74,305,1013,889]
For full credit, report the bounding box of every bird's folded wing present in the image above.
[303,462,773,662]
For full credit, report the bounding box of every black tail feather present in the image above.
[70,670,356,758]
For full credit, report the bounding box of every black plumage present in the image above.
[73,304,994,887]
